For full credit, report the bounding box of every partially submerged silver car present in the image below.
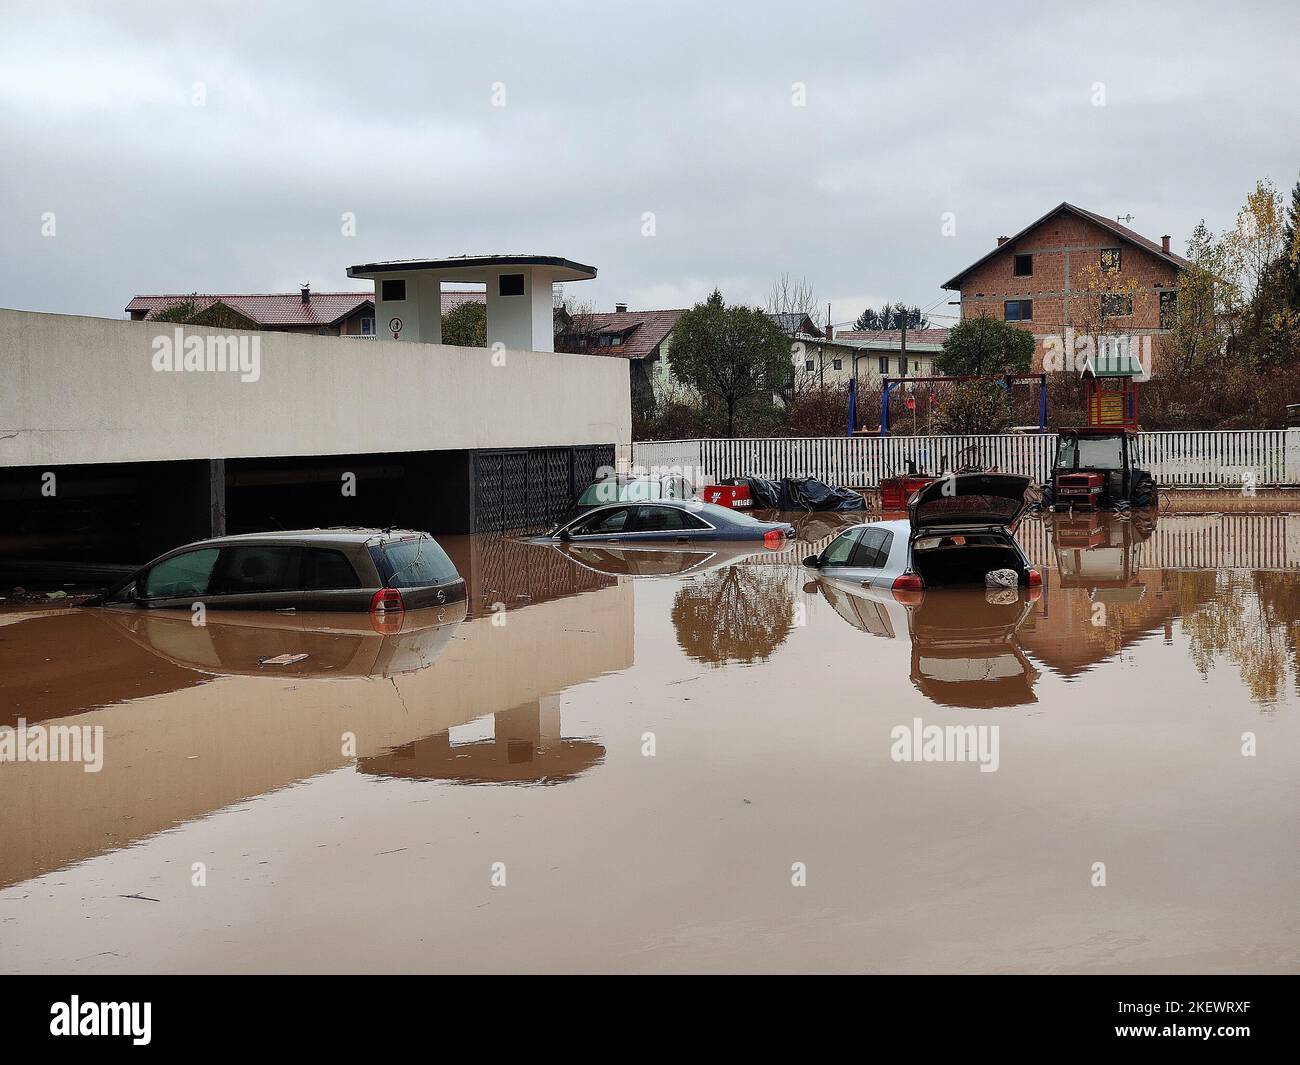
[802,473,1041,600]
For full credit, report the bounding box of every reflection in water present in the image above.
[359,695,604,785]
[1182,571,1300,706]
[0,581,633,889]
[671,565,795,666]
[808,577,1041,708]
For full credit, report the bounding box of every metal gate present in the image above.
[471,444,615,533]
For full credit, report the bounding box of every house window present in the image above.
[832,358,842,370]
[878,356,888,374]
[1159,290,1177,329]
[359,316,375,335]
[1101,294,1133,318]
[1014,253,1033,276]
[1004,299,1033,322]
[381,279,406,302]
[499,273,525,296]
[913,360,920,372]
[1100,247,1121,274]
[805,359,815,371]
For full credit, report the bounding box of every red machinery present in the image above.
[700,483,753,509]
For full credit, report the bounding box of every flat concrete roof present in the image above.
[347,254,596,282]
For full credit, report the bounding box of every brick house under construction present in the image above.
[941,202,1191,372]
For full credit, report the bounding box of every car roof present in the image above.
[178,528,430,550]
[837,518,910,536]
[568,498,747,523]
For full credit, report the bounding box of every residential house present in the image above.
[941,202,1190,372]
[825,328,948,385]
[126,287,489,337]
[558,304,684,414]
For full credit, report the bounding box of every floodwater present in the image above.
[1,511,1298,974]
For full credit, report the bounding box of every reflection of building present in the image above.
[360,695,603,785]
[0,582,632,889]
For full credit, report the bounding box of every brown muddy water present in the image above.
[1,512,1298,974]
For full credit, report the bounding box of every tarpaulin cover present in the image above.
[727,476,867,512]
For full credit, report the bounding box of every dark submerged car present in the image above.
[545,500,794,545]
[88,529,465,615]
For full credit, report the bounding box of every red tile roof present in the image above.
[941,202,1192,290]
[836,328,951,348]
[125,292,371,327]
[126,289,487,326]
[569,309,685,360]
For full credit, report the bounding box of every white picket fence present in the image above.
[631,430,1300,489]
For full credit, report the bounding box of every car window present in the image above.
[302,548,363,589]
[851,528,893,568]
[627,505,707,532]
[142,548,220,598]
[213,545,305,594]
[820,528,864,566]
[572,507,632,535]
[372,537,458,587]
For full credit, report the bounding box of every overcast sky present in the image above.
[2,0,1297,329]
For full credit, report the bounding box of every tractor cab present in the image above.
[1045,427,1156,510]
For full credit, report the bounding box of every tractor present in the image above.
[1041,427,1157,510]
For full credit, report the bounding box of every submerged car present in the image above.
[545,499,794,544]
[802,473,1041,600]
[88,529,465,615]
[549,541,771,579]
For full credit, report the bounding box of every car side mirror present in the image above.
[558,528,573,541]
[802,555,819,568]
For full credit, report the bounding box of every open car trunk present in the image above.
[910,531,1028,588]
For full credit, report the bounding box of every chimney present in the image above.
[300,283,311,304]
[1161,235,1171,254]
[996,236,1010,246]
[825,322,834,341]
[615,302,628,313]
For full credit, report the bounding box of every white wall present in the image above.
[0,309,630,468]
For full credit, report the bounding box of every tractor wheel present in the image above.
[1131,477,1157,509]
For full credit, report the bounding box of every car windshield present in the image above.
[577,479,664,507]
[371,537,458,587]
[1059,436,1124,470]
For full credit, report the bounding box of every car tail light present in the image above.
[1026,568,1043,587]
[370,588,405,613]
[891,572,925,605]
[370,588,405,634]
[763,528,787,549]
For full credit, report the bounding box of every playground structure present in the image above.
[869,374,1049,437]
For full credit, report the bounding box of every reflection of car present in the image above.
[99,602,466,678]
[802,474,1041,600]
[549,541,768,579]
[88,529,465,615]
[808,578,1040,707]
[546,500,794,545]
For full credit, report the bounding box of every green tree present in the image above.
[442,300,486,346]
[150,296,255,331]
[669,289,790,436]
[935,314,1034,376]
[853,302,930,331]
[931,380,1013,435]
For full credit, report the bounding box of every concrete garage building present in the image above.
[0,253,626,575]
